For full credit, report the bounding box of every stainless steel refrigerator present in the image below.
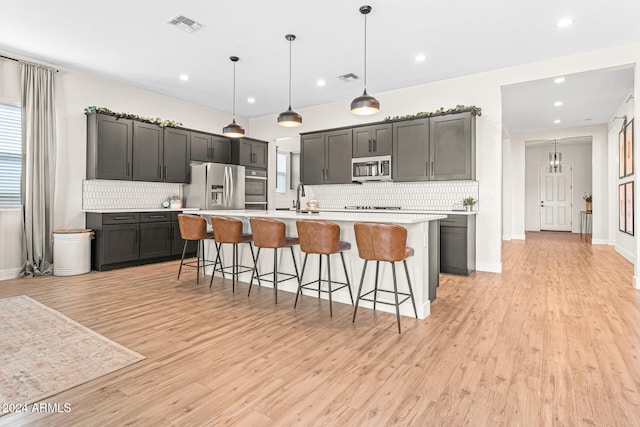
[184,163,245,210]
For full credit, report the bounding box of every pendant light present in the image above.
[549,140,562,173]
[222,56,245,138]
[277,34,302,127]
[351,5,380,115]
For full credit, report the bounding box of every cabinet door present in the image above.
[370,123,392,155]
[252,141,268,169]
[430,112,474,180]
[191,132,212,161]
[102,224,139,264]
[95,115,133,180]
[301,133,325,185]
[163,128,190,183]
[139,222,172,259]
[324,129,352,184]
[132,121,164,182]
[237,140,254,166]
[352,127,373,158]
[440,225,468,275]
[211,136,230,163]
[392,119,429,182]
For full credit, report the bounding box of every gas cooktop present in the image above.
[344,206,402,210]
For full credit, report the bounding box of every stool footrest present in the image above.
[255,271,298,284]
[182,258,218,269]
[300,279,350,294]
[215,265,254,275]
[359,288,411,307]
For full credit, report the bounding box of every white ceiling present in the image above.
[0,0,638,132]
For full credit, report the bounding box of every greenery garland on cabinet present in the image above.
[384,105,482,121]
[84,106,183,128]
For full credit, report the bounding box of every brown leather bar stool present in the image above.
[295,220,353,317]
[248,217,300,304]
[177,214,222,285]
[209,216,260,292]
[352,222,417,333]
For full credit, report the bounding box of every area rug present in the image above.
[0,295,145,408]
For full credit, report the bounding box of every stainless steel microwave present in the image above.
[351,155,392,182]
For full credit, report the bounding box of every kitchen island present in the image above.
[197,209,444,319]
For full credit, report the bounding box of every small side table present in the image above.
[579,210,592,241]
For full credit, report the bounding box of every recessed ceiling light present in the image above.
[554,119,561,124]
[554,101,564,107]
[317,79,326,87]
[247,97,255,104]
[414,54,427,63]
[554,77,566,84]
[179,74,190,81]
[556,18,574,28]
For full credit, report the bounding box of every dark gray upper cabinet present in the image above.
[392,118,430,182]
[430,111,475,180]
[392,111,476,182]
[234,139,268,169]
[132,121,164,182]
[163,128,191,183]
[301,130,352,185]
[352,123,392,157]
[86,113,133,180]
[191,132,230,164]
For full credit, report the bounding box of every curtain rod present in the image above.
[0,54,59,72]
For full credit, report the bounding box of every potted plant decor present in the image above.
[463,197,477,212]
[168,195,183,209]
[583,193,592,212]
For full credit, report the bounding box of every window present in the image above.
[276,150,288,194]
[0,104,22,206]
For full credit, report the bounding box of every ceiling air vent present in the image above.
[338,73,359,82]
[168,15,202,33]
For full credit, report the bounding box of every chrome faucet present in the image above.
[296,182,306,213]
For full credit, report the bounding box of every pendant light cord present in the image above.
[363,11,367,90]
[288,37,293,109]
[232,60,237,119]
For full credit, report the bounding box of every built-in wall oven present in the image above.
[245,168,268,210]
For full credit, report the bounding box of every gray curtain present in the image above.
[20,61,57,276]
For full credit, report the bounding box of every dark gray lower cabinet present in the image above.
[87,211,196,271]
[440,214,476,275]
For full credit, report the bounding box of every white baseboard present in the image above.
[511,234,526,240]
[615,246,635,264]
[0,267,21,281]
[476,262,502,273]
[591,238,610,245]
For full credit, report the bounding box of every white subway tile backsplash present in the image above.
[307,180,479,211]
[82,180,182,210]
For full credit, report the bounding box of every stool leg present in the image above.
[290,246,300,281]
[373,261,380,311]
[196,240,201,285]
[353,260,368,322]
[273,248,279,304]
[404,259,418,319]
[249,242,262,287]
[340,252,353,305]
[248,247,261,297]
[391,262,401,333]
[232,243,237,293]
[327,254,333,317]
[317,255,322,300]
[177,240,188,280]
[294,253,308,308]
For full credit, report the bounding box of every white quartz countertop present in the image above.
[281,207,478,216]
[83,208,200,213]
[198,209,446,224]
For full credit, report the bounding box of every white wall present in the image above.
[610,92,635,262]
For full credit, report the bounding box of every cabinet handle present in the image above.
[114,216,134,220]
[425,162,428,175]
[158,165,162,178]
[325,168,328,180]
[163,165,167,178]
[148,215,165,219]
[368,139,372,152]
[431,161,434,177]
[373,139,377,152]
[127,162,131,177]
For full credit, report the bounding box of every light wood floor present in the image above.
[1,231,639,426]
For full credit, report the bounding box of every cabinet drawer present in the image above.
[440,215,467,228]
[102,213,140,224]
[140,212,172,222]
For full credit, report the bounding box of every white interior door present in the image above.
[539,162,572,231]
